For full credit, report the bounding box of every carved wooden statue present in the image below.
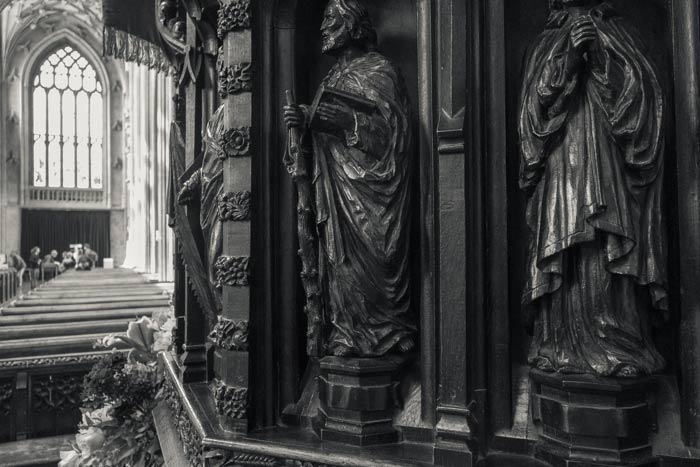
[519,0,667,377]
[178,105,225,312]
[284,0,416,358]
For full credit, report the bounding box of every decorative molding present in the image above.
[284,462,333,467]
[215,256,250,287]
[164,376,204,467]
[209,318,249,351]
[213,379,248,419]
[204,450,335,467]
[217,127,251,159]
[32,374,82,413]
[205,449,278,467]
[0,382,12,416]
[218,191,251,221]
[218,62,252,98]
[217,0,251,39]
[0,352,116,369]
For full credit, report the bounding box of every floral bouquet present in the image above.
[59,309,175,467]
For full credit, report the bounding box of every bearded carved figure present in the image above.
[519,0,667,377]
[284,0,416,357]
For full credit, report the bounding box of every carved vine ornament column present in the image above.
[210,0,253,433]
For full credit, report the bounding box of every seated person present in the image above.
[83,244,99,267]
[60,251,75,272]
[42,250,61,266]
[41,250,60,278]
[7,251,26,287]
[76,248,94,271]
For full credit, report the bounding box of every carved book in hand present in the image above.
[308,85,376,131]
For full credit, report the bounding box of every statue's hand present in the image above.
[284,104,307,129]
[570,16,597,55]
[317,101,355,133]
[177,184,195,205]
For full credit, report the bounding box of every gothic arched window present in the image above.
[31,44,104,189]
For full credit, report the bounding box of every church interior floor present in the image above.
[0,268,171,360]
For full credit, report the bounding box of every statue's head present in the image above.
[321,0,377,55]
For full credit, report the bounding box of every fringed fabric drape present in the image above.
[102,0,172,73]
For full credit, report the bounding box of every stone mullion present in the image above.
[212,0,253,433]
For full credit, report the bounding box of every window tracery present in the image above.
[31,44,104,189]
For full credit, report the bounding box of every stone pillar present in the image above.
[211,0,253,432]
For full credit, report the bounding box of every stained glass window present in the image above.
[31,45,104,189]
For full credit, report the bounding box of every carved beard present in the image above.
[321,27,351,54]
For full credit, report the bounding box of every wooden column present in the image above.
[211,0,253,432]
[416,0,437,429]
[433,0,474,464]
[484,0,512,435]
[672,0,700,449]
[180,11,208,383]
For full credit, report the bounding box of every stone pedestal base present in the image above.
[318,355,411,446]
[530,369,658,467]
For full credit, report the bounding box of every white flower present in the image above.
[81,404,114,426]
[152,330,172,352]
[58,450,80,467]
[76,426,105,456]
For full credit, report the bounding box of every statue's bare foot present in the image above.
[397,337,415,353]
[532,356,554,372]
[332,345,353,357]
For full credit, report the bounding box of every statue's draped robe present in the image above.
[185,105,224,305]
[518,5,667,376]
[311,51,415,357]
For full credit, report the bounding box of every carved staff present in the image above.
[283,90,324,357]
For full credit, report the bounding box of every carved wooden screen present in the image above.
[30,45,104,193]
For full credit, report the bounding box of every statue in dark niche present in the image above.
[284,0,416,357]
[177,105,225,311]
[518,0,667,377]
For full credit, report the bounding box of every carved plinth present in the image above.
[318,355,410,447]
[531,369,658,467]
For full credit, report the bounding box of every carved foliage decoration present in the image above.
[204,451,334,467]
[209,318,249,351]
[0,352,111,369]
[285,462,332,467]
[217,0,251,39]
[0,382,12,416]
[218,191,251,221]
[218,62,252,98]
[217,127,251,159]
[205,450,278,467]
[215,256,250,287]
[32,374,82,413]
[164,377,203,467]
[213,380,248,419]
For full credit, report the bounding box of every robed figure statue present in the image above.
[177,105,225,311]
[518,0,667,377]
[284,0,416,358]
